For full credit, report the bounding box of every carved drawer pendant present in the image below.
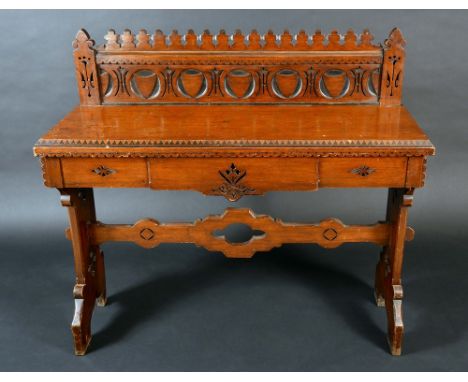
[212,163,256,202]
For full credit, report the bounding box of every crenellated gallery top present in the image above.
[92,28,385,51]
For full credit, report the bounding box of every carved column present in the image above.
[60,188,106,355]
[375,188,414,355]
[73,29,101,105]
[380,28,406,106]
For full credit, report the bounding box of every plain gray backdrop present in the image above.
[0,9,467,371]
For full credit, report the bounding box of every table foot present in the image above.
[386,288,404,356]
[71,284,95,356]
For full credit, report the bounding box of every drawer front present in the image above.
[61,158,148,187]
[319,157,407,187]
[150,158,318,200]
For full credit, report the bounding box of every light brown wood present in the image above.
[34,104,432,153]
[34,27,435,356]
[87,208,415,259]
[319,157,408,187]
[41,155,427,194]
[374,188,413,355]
[61,157,148,188]
[60,189,106,355]
[380,28,406,106]
[82,28,384,105]
[149,158,318,198]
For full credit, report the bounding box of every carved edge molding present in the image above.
[98,28,380,51]
[96,57,383,66]
[36,138,434,148]
[34,150,435,159]
[87,208,415,259]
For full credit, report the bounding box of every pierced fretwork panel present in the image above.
[73,28,406,105]
[97,62,381,104]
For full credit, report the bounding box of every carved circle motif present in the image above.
[130,70,161,99]
[177,69,208,99]
[322,228,338,241]
[140,228,155,241]
[224,69,256,99]
[319,69,350,99]
[271,69,302,99]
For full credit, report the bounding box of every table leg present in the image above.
[375,190,395,307]
[376,188,414,356]
[60,188,106,355]
[86,190,107,306]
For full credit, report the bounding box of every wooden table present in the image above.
[34,27,435,356]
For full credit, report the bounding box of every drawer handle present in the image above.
[92,165,117,177]
[212,163,255,202]
[350,165,375,177]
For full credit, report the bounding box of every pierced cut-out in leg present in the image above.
[374,247,386,307]
[95,248,107,306]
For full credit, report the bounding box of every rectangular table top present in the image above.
[34,104,435,157]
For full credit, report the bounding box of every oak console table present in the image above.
[34,27,435,356]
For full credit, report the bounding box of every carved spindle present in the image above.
[280,30,293,49]
[136,29,151,49]
[153,29,166,50]
[344,29,357,49]
[72,29,100,105]
[327,30,341,49]
[201,29,215,49]
[380,28,406,106]
[185,29,198,49]
[169,30,183,49]
[103,29,119,50]
[360,29,374,48]
[296,30,309,49]
[120,29,135,49]
[232,29,246,50]
[311,30,325,49]
[264,30,277,49]
[217,30,229,50]
[248,29,261,50]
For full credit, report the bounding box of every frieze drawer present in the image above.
[60,158,148,187]
[149,158,319,200]
[319,157,408,187]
